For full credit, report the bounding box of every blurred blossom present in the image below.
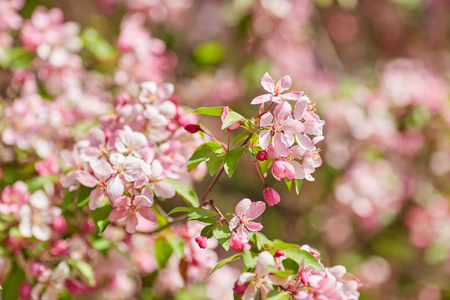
[354,256,391,288]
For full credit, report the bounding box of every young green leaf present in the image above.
[201,224,216,239]
[187,208,218,221]
[224,147,245,178]
[283,248,324,271]
[210,253,242,274]
[155,238,173,269]
[232,132,252,145]
[266,290,291,300]
[284,178,292,191]
[192,106,225,116]
[245,147,258,162]
[221,111,246,130]
[91,203,113,235]
[68,259,96,286]
[164,178,199,207]
[295,179,303,194]
[205,149,225,176]
[213,225,232,251]
[167,237,185,258]
[168,207,197,215]
[242,249,258,268]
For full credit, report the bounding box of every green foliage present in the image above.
[187,208,218,221]
[187,142,223,172]
[77,185,93,208]
[266,290,291,300]
[295,179,303,195]
[213,225,232,250]
[224,147,245,177]
[68,259,96,286]
[81,28,117,62]
[192,42,225,66]
[210,253,242,274]
[91,202,113,235]
[155,238,173,269]
[283,248,324,271]
[221,111,246,130]
[192,106,225,116]
[0,47,33,70]
[1,263,25,300]
[164,178,200,207]
[242,249,258,268]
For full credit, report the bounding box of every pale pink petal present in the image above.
[157,83,174,100]
[89,127,105,147]
[109,207,128,221]
[294,97,309,120]
[259,130,271,150]
[246,222,263,231]
[278,75,292,92]
[32,224,52,241]
[91,160,113,181]
[106,176,124,200]
[261,72,275,93]
[282,119,304,135]
[125,214,138,233]
[260,112,273,127]
[229,216,239,231]
[235,198,252,216]
[238,272,256,285]
[282,91,302,100]
[273,133,290,157]
[29,190,49,209]
[154,181,175,198]
[256,251,274,277]
[274,101,292,121]
[246,201,266,219]
[291,161,305,180]
[138,207,156,222]
[89,188,105,210]
[243,286,257,300]
[251,94,272,105]
[113,196,130,207]
[296,134,315,151]
[134,195,152,207]
[76,171,98,187]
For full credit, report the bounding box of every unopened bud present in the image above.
[52,216,67,235]
[256,150,269,161]
[19,282,32,300]
[195,236,208,249]
[30,262,45,277]
[263,187,280,206]
[184,124,201,134]
[233,280,249,295]
[274,249,284,258]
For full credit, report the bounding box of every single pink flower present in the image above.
[229,198,265,238]
[251,72,303,105]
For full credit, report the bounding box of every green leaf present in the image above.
[205,149,225,176]
[233,132,252,145]
[284,178,292,191]
[1,263,25,300]
[283,248,324,271]
[255,232,273,250]
[213,225,232,251]
[164,178,199,207]
[0,47,33,70]
[272,240,298,250]
[68,259,96,286]
[168,207,197,215]
[91,237,112,254]
[91,203,113,235]
[259,158,273,177]
[25,175,59,192]
[155,238,173,269]
[192,106,225,116]
[282,258,299,274]
[188,208,218,221]
[62,190,76,211]
[221,111,246,130]
[188,148,214,171]
[77,185,93,208]
[210,253,242,274]
[245,147,258,162]
[266,290,290,300]
[81,28,118,61]
[265,265,293,277]
[295,179,303,195]
[200,224,216,238]
[224,147,245,178]
[242,249,258,268]
[192,41,225,66]
[167,237,185,258]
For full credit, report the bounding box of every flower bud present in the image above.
[52,216,67,235]
[195,236,208,249]
[184,124,201,134]
[263,187,280,206]
[30,262,45,277]
[66,279,86,296]
[274,249,284,258]
[256,150,269,161]
[221,107,241,130]
[19,282,32,300]
[233,280,249,295]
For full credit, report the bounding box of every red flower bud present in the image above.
[19,282,32,300]
[233,280,249,295]
[263,187,280,206]
[256,150,269,161]
[184,124,201,133]
[195,236,208,249]
[274,249,284,258]
[52,216,67,235]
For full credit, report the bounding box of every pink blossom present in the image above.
[229,198,265,238]
[35,154,60,175]
[251,72,303,104]
[19,282,32,300]
[272,159,295,180]
[0,181,29,214]
[263,187,280,206]
[109,189,157,233]
[195,236,208,249]
[230,233,251,251]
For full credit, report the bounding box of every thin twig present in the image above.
[148,215,188,234]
